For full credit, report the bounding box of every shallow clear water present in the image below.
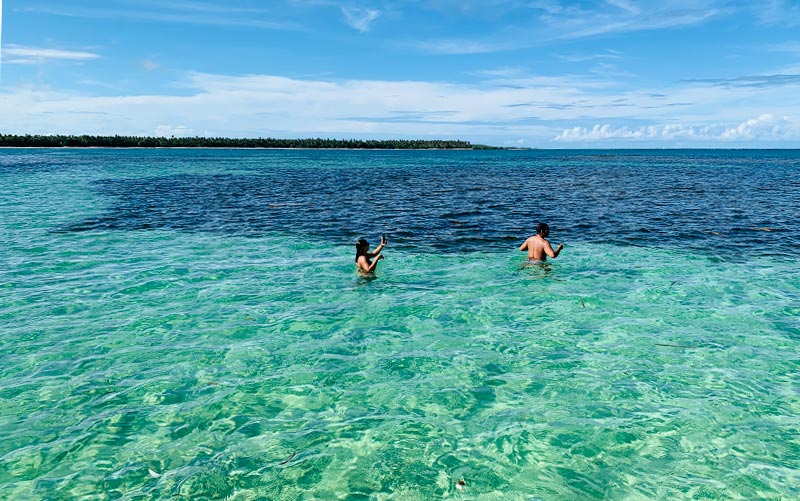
[1,148,799,500]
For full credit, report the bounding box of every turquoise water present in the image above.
[1,149,799,500]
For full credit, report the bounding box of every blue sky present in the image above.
[1,0,800,147]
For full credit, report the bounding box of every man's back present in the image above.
[520,224,563,261]
[521,235,549,261]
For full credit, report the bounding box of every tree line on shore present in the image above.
[0,134,499,150]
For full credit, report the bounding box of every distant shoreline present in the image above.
[0,146,486,151]
[3,145,799,151]
[4,145,799,151]
[0,134,502,150]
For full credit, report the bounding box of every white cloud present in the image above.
[3,45,101,64]
[720,113,794,140]
[141,59,160,71]
[341,7,380,32]
[555,114,796,142]
[1,71,798,147]
[557,50,624,63]
[22,4,303,31]
[755,0,800,26]
[527,1,563,16]
[155,125,197,137]
[768,41,800,54]
[414,39,508,55]
[475,67,526,78]
[556,124,646,141]
[409,2,722,56]
[0,72,588,141]
[547,7,721,41]
[605,0,640,15]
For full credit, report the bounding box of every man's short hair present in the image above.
[536,223,549,235]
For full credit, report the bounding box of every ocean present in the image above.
[1,148,798,500]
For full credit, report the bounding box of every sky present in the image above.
[1,0,800,148]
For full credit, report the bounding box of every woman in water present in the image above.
[355,235,387,274]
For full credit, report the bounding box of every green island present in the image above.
[0,134,501,150]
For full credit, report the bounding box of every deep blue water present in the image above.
[42,148,800,256]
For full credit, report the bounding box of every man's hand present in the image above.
[381,235,388,246]
[557,244,564,251]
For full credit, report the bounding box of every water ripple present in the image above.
[26,148,798,257]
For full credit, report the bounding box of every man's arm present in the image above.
[544,241,564,258]
[519,239,530,252]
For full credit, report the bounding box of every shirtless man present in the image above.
[519,223,564,263]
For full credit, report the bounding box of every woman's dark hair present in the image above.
[355,239,369,261]
[536,223,550,236]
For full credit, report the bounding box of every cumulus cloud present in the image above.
[341,7,380,32]
[556,123,720,141]
[720,113,794,140]
[555,114,796,142]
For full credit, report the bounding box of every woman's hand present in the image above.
[381,235,388,246]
